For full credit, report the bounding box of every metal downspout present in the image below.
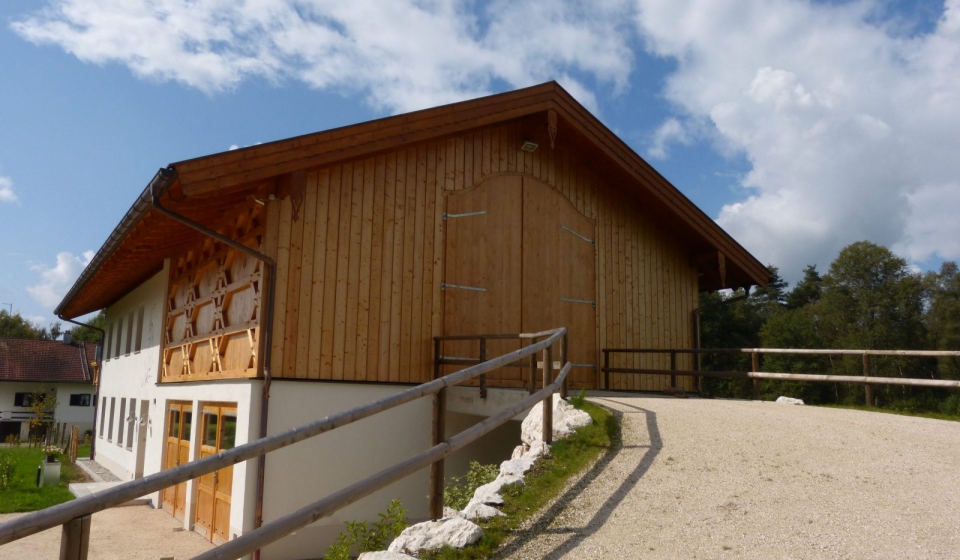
[58,316,105,460]
[149,167,277,559]
[691,290,750,393]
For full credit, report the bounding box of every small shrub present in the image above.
[0,452,18,491]
[323,498,408,560]
[4,434,19,447]
[940,394,960,416]
[444,461,499,511]
[569,388,588,408]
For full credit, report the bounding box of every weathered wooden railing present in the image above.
[601,348,960,403]
[434,331,570,398]
[0,328,572,560]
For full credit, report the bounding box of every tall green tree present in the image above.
[69,311,106,343]
[0,311,44,339]
[925,262,960,381]
[786,265,822,309]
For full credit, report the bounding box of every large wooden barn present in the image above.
[56,82,766,557]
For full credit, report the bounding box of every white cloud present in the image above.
[648,117,692,159]
[11,0,637,114]
[0,176,17,203]
[635,0,960,280]
[27,250,94,308]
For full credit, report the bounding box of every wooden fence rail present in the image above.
[601,348,960,402]
[0,328,570,560]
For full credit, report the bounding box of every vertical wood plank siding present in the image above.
[262,121,698,390]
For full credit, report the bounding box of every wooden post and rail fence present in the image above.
[601,347,960,402]
[0,328,572,560]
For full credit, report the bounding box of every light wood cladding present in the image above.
[263,120,699,391]
[161,205,265,383]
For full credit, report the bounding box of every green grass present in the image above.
[818,403,960,422]
[0,447,91,513]
[424,399,619,559]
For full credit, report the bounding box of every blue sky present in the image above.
[1,0,958,330]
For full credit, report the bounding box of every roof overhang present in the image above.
[56,82,767,319]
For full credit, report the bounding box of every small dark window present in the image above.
[125,311,134,356]
[14,393,36,407]
[105,323,114,360]
[134,306,145,353]
[70,394,92,406]
[113,318,123,358]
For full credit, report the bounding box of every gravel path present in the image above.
[0,505,213,560]
[504,393,960,559]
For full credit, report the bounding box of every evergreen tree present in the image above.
[786,265,822,309]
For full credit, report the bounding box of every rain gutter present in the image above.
[149,167,277,560]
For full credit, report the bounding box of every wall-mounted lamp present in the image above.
[520,140,539,152]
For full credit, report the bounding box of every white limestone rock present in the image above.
[522,440,551,461]
[358,552,417,560]
[499,458,535,478]
[776,396,805,405]
[462,498,504,520]
[473,475,523,505]
[521,394,592,445]
[388,517,483,555]
[443,506,464,519]
[510,444,526,460]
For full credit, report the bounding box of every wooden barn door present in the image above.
[443,175,598,388]
[442,175,524,387]
[521,178,597,388]
[162,402,192,520]
[194,404,236,544]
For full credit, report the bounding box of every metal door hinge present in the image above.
[441,283,487,292]
[443,210,487,220]
[561,225,595,245]
[560,297,596,308]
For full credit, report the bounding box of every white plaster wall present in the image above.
[53,382,96,433]
[148,381,260,543]
[260,381,433,560]
[95,265,169,481]
[0,381,95,438]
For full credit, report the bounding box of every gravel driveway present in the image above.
[0,504,213,560]
[503,393,960,559]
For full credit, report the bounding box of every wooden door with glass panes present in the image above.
[162,402,192,520]
[194,404,237,544]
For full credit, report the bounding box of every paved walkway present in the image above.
[0,506,213,560]
[503,393,960,559]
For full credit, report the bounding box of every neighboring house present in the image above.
[0,337,97,441]
[54,82,767,557]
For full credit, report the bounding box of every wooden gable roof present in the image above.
[56,82,767,319]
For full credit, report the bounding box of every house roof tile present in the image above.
[0,338,96,384]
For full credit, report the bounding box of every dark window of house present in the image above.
[135,306,145,353]
[100,397,107,436]
[13,393,36,407]
[105,322,114,360]
[69,394,92,406]
[113,318,123,359]
[125,311,134,356]
[107,397,116,441]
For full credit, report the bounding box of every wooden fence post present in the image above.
[70,426,80,463]
[428,388,446,520]
[603,350,610,391]
[479,339,487,399]
[560,333,569,400]
[528,339,537,394]
[670,351,677,389]
[543,345,554,445]
[59,515,91,560]
[863,354,873,407]
[751,352,760,400]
